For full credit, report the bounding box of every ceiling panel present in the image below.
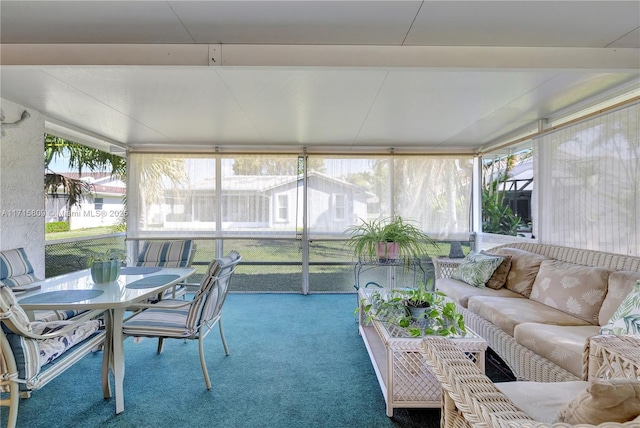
[0,1,194,43]
[170,0,421,45]
[216,68,388,145]
[407,1,640,48]
[42,67,265,146]
[355,70,559,147]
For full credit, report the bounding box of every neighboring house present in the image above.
[149,171,374,234]
[46,172,126,229]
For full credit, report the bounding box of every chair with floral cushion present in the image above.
[0,284,108,428]
[0,248,83,322]
[123,250,241,389]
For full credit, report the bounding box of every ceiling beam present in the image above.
[2,44,639,70]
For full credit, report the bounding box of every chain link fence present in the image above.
[45,233,126,278]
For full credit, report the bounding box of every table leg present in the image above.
[102,310,113,399]
[111,308,126,414]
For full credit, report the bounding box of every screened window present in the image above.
[537,103,639,255]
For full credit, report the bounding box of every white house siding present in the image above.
[68,195,126,229]
[0,98,46,278]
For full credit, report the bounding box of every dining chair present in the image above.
[134,239,196,299]
[0,285,108,428]
[0,248,82,322]
[122,250,241,389]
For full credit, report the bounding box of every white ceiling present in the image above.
[1,1,639,154]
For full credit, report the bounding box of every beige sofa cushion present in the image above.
[492,247,548,297]
[436,277,524,308]
[514,323,600,378]
[599,271,640,326]
[468,296,590,336]
[496,380,590,424]
[529,260,610,325]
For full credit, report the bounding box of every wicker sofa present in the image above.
[422,335,640,428]
[435,243,640,382]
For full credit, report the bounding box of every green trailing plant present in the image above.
[357,280,466,337]
[345,216,439,265]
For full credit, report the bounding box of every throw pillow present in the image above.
[450,252,504,288]
[598,271,640,326]
[480,251,512,290]
[529,260,610,325]
[491,247,548,297]
[600,280,640,335]
[556,379,640,424]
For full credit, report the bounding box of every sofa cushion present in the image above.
[599,271,640,326]
[491,247,548,297]
[496,380,589,424]
[600,281,640,335]
[481,251,512,290]
[557,379,640,424]
[468,296,590,337]
[514,323,600,378]
[450,252,505,288]
[529,260,610,325]
[436,277,524,308]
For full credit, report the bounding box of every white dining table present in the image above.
[16,266,195,414]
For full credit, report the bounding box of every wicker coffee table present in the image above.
[357,288,487,417]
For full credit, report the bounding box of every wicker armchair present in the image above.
[421,336,640,428]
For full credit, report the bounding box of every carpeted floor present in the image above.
[2,294,514,428]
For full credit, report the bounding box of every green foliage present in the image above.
[45,221,70,233]
[482,155,522,236]
[345,216,438,263]
[87,249,127,267]
[232,157,325,175]
[358,281,466,337]
[45,134,125,176]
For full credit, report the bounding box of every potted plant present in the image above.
[88,249,127,283]
[345,216,439,265]
[359,280,466,337]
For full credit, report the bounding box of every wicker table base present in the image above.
[358,288,487,417]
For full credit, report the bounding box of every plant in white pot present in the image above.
[88,249,127,283]
[359,280,466,337]
[345,216,439,265]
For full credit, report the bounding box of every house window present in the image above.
[277,194,288,221]
[333,194,346,220]
[94,197,104,210]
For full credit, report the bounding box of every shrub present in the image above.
[45,221,70,233]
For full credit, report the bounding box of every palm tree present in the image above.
[44,135,125,217]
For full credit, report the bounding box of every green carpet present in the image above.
[2,294,511,427]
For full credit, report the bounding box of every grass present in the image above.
[45,227,470,292]
[45,226,122,240]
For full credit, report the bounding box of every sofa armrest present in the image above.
[587,335,640,382]
[433,257,463,280]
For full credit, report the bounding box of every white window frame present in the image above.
[333,193,346,220]
[277,194,289,222]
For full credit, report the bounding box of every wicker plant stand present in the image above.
[357,288,487,417]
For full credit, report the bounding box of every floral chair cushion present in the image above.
[32,320,102,366]
[600,280,640,335]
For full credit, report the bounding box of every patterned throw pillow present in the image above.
[600,280,640,335]
[480,251,512,290]
[450,252,505,288]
